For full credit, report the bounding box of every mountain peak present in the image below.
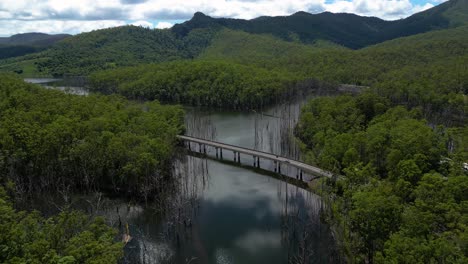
[292,11,311,16]
[193,12,209,18]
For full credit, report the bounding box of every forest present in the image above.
[0,187,123,263]
[295,92,467,263]
[89,60,301,109]
[0,74,184,199]
[0,74,188,262]
[0,0,466,262]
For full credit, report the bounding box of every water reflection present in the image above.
[24,77,89,95]
[21,79,340,263]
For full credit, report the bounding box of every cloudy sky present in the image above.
[0,0,448,36]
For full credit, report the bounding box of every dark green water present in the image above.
[116,106,338,263]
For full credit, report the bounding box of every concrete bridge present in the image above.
[177,135,335,180]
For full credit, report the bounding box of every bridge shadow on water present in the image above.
[183,148,316,191]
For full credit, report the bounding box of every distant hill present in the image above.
[0,33,70,46]
[0,33,70,60]
[0,0,466,76]
[0,26,217,76]
[173,0,468,49]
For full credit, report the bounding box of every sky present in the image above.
[0,0,449,37]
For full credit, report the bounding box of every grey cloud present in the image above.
[0,6,129,21]
[306,3,325,14]
[355,1,370,13]
[386,9,407,16]
[226,0,262,2]
[45,7,128,21]
[120,0,148,4]
[144,9,194,20]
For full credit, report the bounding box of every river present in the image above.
[24,78,340,264]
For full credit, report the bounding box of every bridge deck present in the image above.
[177,135,334,179]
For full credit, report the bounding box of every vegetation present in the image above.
[0,186,123,263]
[0,1,465,262]
[296,92,467,263]
[0,26,218,77]
[89,60,300,109]
[0,74,184,199]
[2,0,467,77]
[173,0,468,49]
[0,33,70,60]
[200,26,467,122]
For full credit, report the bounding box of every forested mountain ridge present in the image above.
[93,25,466,120]
[0,26,217,76]
[0,0,467,77]
[173,0,468,49]
[0,32,70,46]
[0,33,71,60]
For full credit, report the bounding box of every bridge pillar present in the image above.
[253,156,256,167]
[199,143,202,153]
[215,147,218,158]
[233,151,236,162]
[204,145,207,154]
[278,163,281,174]
[274,161,277,172]
[188,142,191,151]
[300,170,303,181]
[257,157,260,168]
[237,152,241,163]
[220,148,223,159]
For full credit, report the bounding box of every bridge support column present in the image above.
[274,161,277,172]
[220,148,223,159]
[237,152,240,163]
[188,142,191,151]
[253,156,256,167]
[257,157,260,168]
[215,147,219,158]
[199,143,202,153]
[278,163,281,174]
[204,145,207,154]
[300,170,303,181]
[233,151,237,162]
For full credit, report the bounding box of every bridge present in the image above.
[177,135,335,180]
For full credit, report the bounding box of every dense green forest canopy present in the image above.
[0,186,123,264]
[89,60,303,109]
[296,93,468,263]
[0,74,184,199]
[0,26,217,77]
[88,25,467,119]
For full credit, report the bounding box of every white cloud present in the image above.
[0,0,445,36]
[155,21,173,29]
[0,20,126,36]
[131,20,153,28]
[326,0,435,20]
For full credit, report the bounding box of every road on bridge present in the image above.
[177,135,335,179]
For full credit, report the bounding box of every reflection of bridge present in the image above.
[177,135,335,180]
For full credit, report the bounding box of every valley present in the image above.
[0,0,467,263]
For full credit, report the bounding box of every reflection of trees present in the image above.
[278,181,342,264]
[115,153,210,264]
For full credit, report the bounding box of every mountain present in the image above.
[0,26,218,76]
[0,33,71,60]
[0,33,71,46]
[173,0,468,49]
[0,0,466,76]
